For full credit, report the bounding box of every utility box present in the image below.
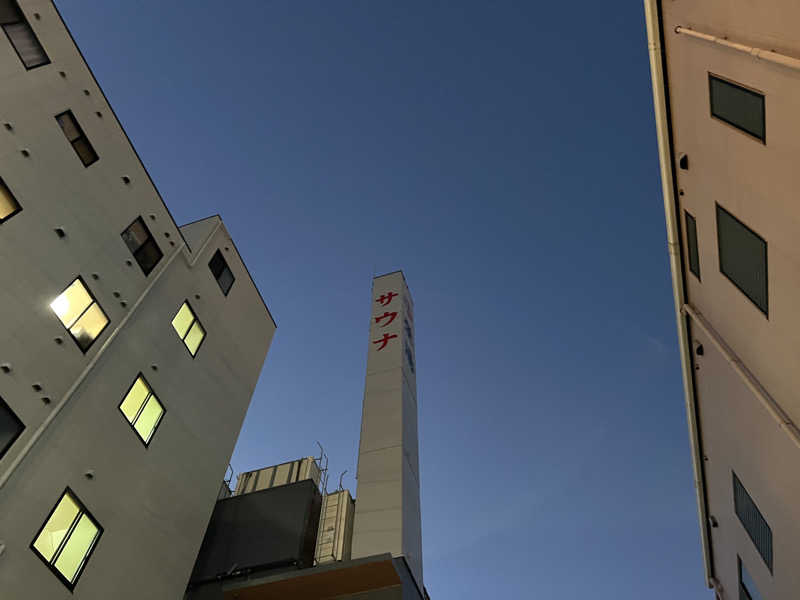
[235,457,321,494]
[314,490,355,564]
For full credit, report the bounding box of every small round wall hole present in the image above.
[54,227,66,238]
[83,89,90,96]
[150,364,158,371]
[121,176,131,185]
[59,71,66,78]
[3,123,12,131]
[125,260,133,267]
[32,383,42,392]
[120,301,127,308]
[41,397,51,405]
[91,273,99,280]
[194,294,200,300]
[54,337,63,345]
[112,291,120,298]
[95,111,102,118]
[164,232,170,238]
[20,149,29,157]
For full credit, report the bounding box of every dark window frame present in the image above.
[733,472,773,573]
[29,487,103,591]
[55,110,98,167]
[685,211,700,280]
[121,216,163,276]
[0,176,22,224]
[117,373,166,448]
[0,0,49,70]
[0,395,24,460]
[208,249,235,296]
[53,275,110,354]
[709,73,766,143]
[173,300,206,358]
[716,203,768,316]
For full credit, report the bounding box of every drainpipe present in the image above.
[675,26,800,73]
[644,0,713,588]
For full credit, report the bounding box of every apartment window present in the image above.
[709,74,765,142]
[717,204,768,315]
[209,250,234,296]
[0,396,24,460]
[121,217,162,276]
[0,177,21,223]
[171,301,205,357]
[685,212,700,279]
[738,557,764,600]
[119,375,164,446]
[50,277,109,352]
[733,472,773,572]
[55,111,98,167]
[0,0,49,69]
[31,488,102,590]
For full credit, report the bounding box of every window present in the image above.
[739,557,764,600]
[121,217,162,276]
[55,111,98,167]
[209,250,234,296]
[0,0,49,69]
[733,472,773,572]
[31,488,102,590]
[717,204,768,315]
[685,211,700,279]
[0,177,21,223]
[50,277,109,353]
[709,74,765,142]
[0,396,24,460]
[119,375,164,446]
[171,301,205,357]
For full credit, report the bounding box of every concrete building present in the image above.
[0,0,276,597]
[645,2,800,599]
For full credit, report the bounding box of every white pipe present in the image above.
[683,304,800,450]
[675,26,800,72]
[0,241,186,492]
[644,0,714,587]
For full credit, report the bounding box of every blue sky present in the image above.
[58,1,711,598]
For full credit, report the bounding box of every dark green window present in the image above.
[733,472,772,572]
[717,205,768,315]
[709,75,765,142]
[685,211,700,279]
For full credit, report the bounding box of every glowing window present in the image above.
[50,278,109,353]
[119,375,164,445]
[31,489,102,590]
[0,178,21,223]
[171,301,205,357]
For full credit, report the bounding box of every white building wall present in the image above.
[0,2,275,598]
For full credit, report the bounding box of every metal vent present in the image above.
[733,472,773,572]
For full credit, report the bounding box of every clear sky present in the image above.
[58,1,711,598]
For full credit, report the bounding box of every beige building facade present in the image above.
[0,1,275,597]
[646,1,800,599]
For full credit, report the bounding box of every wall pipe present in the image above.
[675,26,800,72]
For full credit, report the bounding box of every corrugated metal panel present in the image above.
[314,490,355,564]
[733,472,773,572]
[234,457,321,495]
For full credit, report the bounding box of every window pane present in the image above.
[56,112,80,141]
[710,75,765,141]
[121,218,149,253]
[0,178,20,220]
[209,250,226,278]
[171,302,194,338]
[69,303,108,351]
[685,212,700,279]
[120,377,149,423]
[133,238,162,276]
[0,1,24,24]
[740,561,763,600]
[53,513,99,583]
[32,494,80,562]
[72,138,98,166]
[50,279,92,328]
[185,320,205,356]
[717,205,768,314]
[0,397,23,459]
[218,267,234,295]
[134,395,164,443]
[4,21,48,68]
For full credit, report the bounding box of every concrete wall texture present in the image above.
[656,1,800,598]
[0,1,275,598]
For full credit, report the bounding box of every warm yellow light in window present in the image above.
[69,303,109,350]
[120,377,150,423]
[50,279,92,328]
[134,395,164,443]
[0,180,20,220]
[184,321,205,356]
[171,302,194,338]
[52,513,99,583]
[32,494,80,562]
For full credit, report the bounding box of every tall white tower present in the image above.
[352,270,423,589]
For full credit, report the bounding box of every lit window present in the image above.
[0,0,49,69]
[55,111,98,167]
[0,395,24,460]
[171,301,205,357]
[685,211,700,280]
[50,278,109,353]
[31,488,102,590]
[119,375,164,445]
[709,74,765,142]
[739,557,764,600]
[209,250,234,296]
[733,472,772,572]
[717,204,768,315]
[0,177,21,223]
[121,217,162,276]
